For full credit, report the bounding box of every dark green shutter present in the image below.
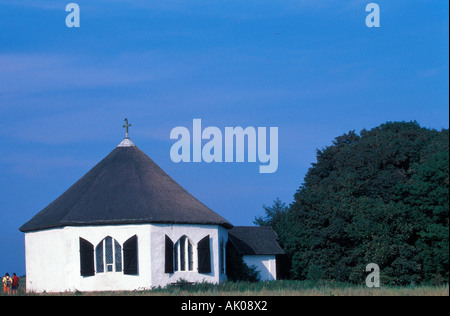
[165,235,174,273]
[123,235,138,275]
[197,235,211,274]
[79,238,95,277]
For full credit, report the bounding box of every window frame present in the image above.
[173,235,195,272]
[95,236,123,274]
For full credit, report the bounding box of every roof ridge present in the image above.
[117,138,136,147]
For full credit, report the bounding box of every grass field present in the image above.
[2,279,448,296]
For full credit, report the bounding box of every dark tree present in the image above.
[257,122,449,285]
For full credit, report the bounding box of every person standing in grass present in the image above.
[11,273,20,295]
[2,273,12,295]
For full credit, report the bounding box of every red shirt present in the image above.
[12,275,19,287]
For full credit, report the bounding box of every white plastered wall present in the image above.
[150,224,228,288]
[243,255,277,281]
[25,224,152,293]
[24,223,228,293]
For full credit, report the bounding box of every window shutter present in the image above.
[79,238,95,277]
[123,235,138,275]
[197,235,211,274]
[165,235,174,273]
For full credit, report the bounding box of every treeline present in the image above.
[256,121,449,285]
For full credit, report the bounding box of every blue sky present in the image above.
[0,0,448,276]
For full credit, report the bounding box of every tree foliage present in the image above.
[257,122,449,285]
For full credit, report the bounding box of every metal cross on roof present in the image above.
[123,118,131,138]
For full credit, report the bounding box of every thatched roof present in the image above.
[228,226,285,255]
[20,139,232,232]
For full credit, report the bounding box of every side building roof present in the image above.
[228,226,285,255]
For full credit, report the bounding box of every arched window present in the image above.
[173,235,194,271]
[96,236,122,273]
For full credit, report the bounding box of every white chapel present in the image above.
[19,120,284,293]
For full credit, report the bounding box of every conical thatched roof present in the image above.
[20,139,232,232]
